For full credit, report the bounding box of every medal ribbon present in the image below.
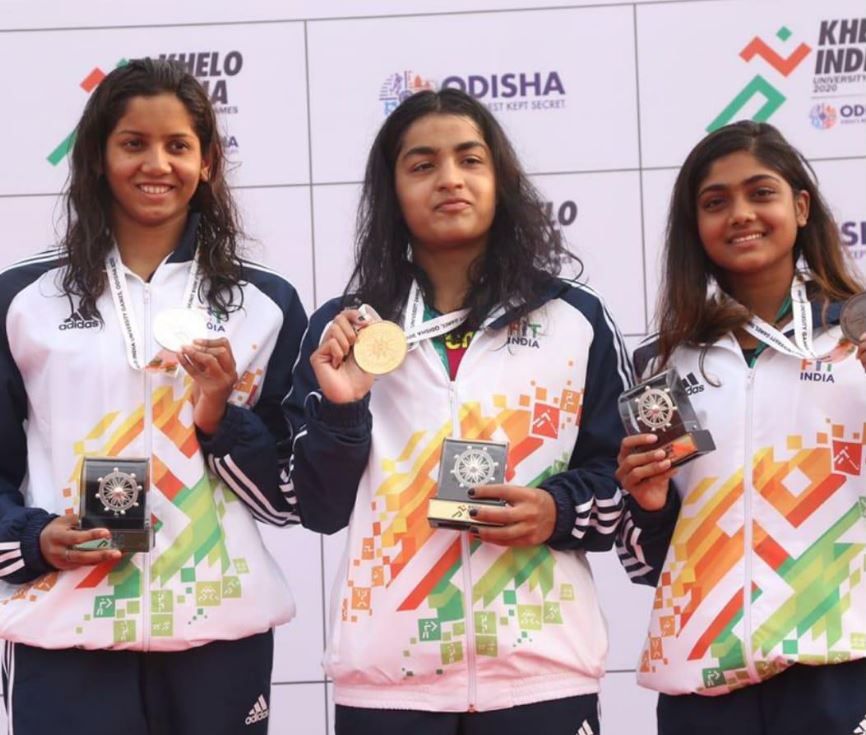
[740,276,832,361]
[401,280,470,349]
[106,246,202,371]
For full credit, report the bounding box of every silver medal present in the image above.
[152,308,209,352]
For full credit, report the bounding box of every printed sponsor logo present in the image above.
[543,200,578,230]
[206,306,228,333]
[810,102,838,128]
[507,318,543,349]
[47,60,127,166]
[680,372,705,395]
[707,18,865,132]
[531,403,560,439]
[49,50,244,167]
[379,70,435,115]
[841,219,866,259]
[58,309,99,331]
[832,440,862,475]
[708,25,811,132]
[380,69,566,116]
[811,18,866,127]
[799,357,835,383]
[441,71,566,112]
[811,102,866,129]
[244,694,269,726]
[159,51,244,113]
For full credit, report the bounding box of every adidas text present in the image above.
[680,372,704,396]
[59,312,99,331]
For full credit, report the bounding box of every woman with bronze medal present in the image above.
[615,122,866,734]
[276,89,632,733]
[0,60,306,733]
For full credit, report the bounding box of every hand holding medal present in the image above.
[311,308,378,404]
[150,305,238,435]
[177,337,239,436]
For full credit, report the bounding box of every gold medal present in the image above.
[353,320,408,375]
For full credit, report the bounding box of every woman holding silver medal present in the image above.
[0,59,306,733]
[273,88,631,734]
[615,122,866,734]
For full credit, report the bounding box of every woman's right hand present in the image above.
[615,434,677,511]
[310,309,375,404]
[39,515,122,570]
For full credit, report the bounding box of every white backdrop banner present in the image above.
[0,1,863,733]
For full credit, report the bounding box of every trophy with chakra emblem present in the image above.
[76,457,153,552]
[427,438,509,530]
[618,369,715,467]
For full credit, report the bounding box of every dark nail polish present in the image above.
[467,488,476,497]
[468,508,478,517]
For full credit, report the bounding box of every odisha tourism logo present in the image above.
[379,69,566,115]
[810,102,837,129]
[379,70,434,115]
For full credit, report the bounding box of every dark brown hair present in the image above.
[656,120,861,367]
[61,57,243,320]
[347,88,578,329]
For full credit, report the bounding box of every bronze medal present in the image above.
[353,320,408,375]
[840,293,866,344]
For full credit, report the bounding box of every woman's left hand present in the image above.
[465,484,557,547]
[179,338,238,435]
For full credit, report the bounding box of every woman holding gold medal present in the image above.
[0,60,306,733]
[276,88,632,734]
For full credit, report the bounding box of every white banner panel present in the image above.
[260,526,327,683]
[0,1,862,733]
[590,549,655,671]
[0,22,309,195]
[0,0,673,30]
[234,186,316,310]
[638,0,866,168]
[0,196,65,266]
[307,6,639,183]
[532,171,646,335]
[640,167,680,328]
[812,158,866,281]
[311,184,363,306]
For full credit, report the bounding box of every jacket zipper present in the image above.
[742,365,759,682]
[141,282,153,651]
[450,380,478,711]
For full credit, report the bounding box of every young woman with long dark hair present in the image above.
[616,121,866,734]
[274,88,632,734]
[0,58,307,734]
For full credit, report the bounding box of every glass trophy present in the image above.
[77,458,153,552]
[618,369,715,467]
[427,439,508,530]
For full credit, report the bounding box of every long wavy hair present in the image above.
[347,88,577,329]
[656,120,862,367]
[61,57,243,320]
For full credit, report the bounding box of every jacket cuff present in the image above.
[625,484,680,531]
[20,510,58,575]
[198,403,246,457]
[313,395,371,429]
[538,483,576,546]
